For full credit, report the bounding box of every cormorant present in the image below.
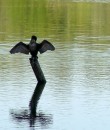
[10,35,55,59]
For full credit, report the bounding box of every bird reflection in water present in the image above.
[10,82,53,128]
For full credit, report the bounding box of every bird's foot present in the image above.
[30,56,38,63]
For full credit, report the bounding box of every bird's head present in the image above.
[31,35,37,42]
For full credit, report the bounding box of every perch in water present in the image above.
[10,35,55,82]
[10,35,55,59]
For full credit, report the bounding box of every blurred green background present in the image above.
[0,0,110,43]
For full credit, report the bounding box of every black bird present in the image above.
[10,36,55,59]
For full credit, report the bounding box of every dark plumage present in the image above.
[10,36,55,58]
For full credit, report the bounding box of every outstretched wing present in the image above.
[10,42,29,54]
[39,40,55,54]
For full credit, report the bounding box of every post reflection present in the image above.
[10,82,53,128]
[29,82,46,117]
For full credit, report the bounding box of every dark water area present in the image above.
[0,0,110,130]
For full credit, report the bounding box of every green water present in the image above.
[0,0,110,43]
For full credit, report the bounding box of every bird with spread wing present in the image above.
[10,36,55,59]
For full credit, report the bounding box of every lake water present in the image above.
[0,0,110,130]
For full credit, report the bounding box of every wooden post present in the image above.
[29,57,46,117]
[29,58,46,83]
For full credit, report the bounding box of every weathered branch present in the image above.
[29,58,46,83]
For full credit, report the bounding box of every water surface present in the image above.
[0,1,110,130]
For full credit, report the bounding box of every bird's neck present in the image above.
[30,39,36,44]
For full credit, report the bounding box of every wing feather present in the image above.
[39,40,55,54]
[10,42,29,54]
